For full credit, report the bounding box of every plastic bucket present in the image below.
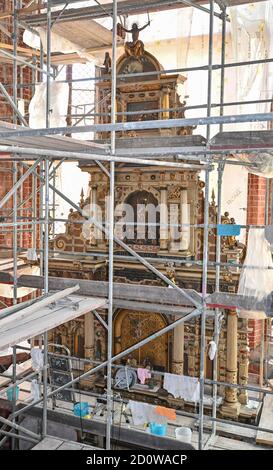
[149,422,167,436]
[73,402,89,418]
[175,427,192,443]
[6,385,19,402]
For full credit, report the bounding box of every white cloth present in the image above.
[238,228,273,301]
[163,373,200,402]
[29,81,69,129]
[208,341,217,361]
[31,348,44,371]
[27,248,38,261]
[129,400,158,426]
[30,379,40,402]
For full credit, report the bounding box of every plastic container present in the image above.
[175,427,192,443]
[149,422,167,436]
[6,385,19,402]
[73,402,90,418]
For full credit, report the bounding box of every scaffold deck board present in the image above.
[47,19,123,51]
[0,295,106,351]
[20,0,267,27]
[207,291,268,313]
[211,130,273,150]
[0,120,107,154]
[16,275,202,307]
[256,393,273,446]
[32,436,99,450]
[212,435,269,451]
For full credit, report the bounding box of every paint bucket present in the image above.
[175,427,192,443]
[149,422,167,436]
[73,402,89,418]
[6,385,19,402]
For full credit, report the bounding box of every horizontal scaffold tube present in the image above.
[0,112,272,139]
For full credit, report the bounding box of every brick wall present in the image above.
[0,162,39,254]
[0,1,33,120]
[0,0,38,312]
[0,0,37,253]
[246,174,267,351]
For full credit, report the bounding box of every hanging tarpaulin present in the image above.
[28,81,69,129]
[229,1,273,131]
[237,228,273,318]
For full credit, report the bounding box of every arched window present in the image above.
[124,190,159,245]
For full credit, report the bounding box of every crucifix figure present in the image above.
[121,21,150,57]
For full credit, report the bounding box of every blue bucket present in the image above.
[73,402,89,418]
[149,422,167,436]
[6,385,19,402]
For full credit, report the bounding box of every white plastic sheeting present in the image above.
[237,228,273,317]
[31,348,44,371]
[230,1,273,130]
[208,341,217,361]
[229,2,273,177]
[29,81,69,129]
[30,379,40,402]
[238,228,273,300]
[239,153,273,179]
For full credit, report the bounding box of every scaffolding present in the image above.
[0,0,273,451]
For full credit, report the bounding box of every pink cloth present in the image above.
[137,368,151,385]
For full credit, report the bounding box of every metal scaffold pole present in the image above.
[206,0,214,141]
[219,5,227,133]
[42,0,52,439]
[199,0,213,450]
[211,162,225,440]
[106,0,117,450]
[199,166,211,450]
[11,161,18,450]
[2,0,273,452]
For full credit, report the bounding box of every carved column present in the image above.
[238,343,250,405]
[180,189,190,251]
[218,335,226,397]
[221,310,240,417]
[90,184,98,247]
[160,187,168,251]
[162,86,170,119]
[104,183,110,249]
[172,316,184,374]
[83,312,95,388]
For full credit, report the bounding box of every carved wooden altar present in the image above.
[47,33,252,420]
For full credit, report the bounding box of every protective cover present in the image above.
[30,379,40,402]
[239,153,273,178]
[237,228,273,317]
[29,81,69,129]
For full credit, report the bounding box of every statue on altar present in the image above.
[121,21,150,57]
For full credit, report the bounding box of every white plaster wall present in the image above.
[57,25,249,237]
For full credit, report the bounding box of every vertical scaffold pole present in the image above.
[12,161,18,450]
[42,0,51,439]
[199,166,210,450]
[199,0,214,450]
[207,0,214,141]
[212,161,225,438]
[219,6,227,133]
[106,0,117,451]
